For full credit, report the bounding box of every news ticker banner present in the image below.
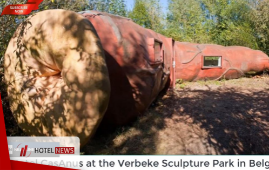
[7,137,80,157]
[1,0,43,16]
[10,155,269,170]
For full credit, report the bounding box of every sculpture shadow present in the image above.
[82,85,269,155]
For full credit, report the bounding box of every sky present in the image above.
[125,0,168,14]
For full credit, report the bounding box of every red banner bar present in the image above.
[1,0,43,16]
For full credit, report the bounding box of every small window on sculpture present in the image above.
[203,56,222,68]
[154,41,162,62]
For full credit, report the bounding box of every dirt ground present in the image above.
[4,76,269,155]
[82,76,269,155]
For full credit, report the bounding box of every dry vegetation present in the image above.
[4,76,269,155]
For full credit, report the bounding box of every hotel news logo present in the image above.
[8,143,75,157]
[20,145,28,157]
[15,143,34,157]
[7,137,80,157]
[55,147,75,154]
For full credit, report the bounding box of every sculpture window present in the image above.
[147,38,163,64]
[202,56,222,68]
[154,41,162,62]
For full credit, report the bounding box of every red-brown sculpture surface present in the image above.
[174,42,269,81]
[79,11,170,128]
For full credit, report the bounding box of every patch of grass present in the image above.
[176,83,186,89]
[246,71,257,75]
[175,79,187,89]
[175,79,183,84]
[197,80,206,86]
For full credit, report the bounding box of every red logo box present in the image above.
[55,147,74,154]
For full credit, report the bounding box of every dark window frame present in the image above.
[147,37,163,65]
[154,39,163,63]
[202,55,222,69]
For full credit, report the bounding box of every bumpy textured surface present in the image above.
[4,10,110,146]
[80,11,170,128]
